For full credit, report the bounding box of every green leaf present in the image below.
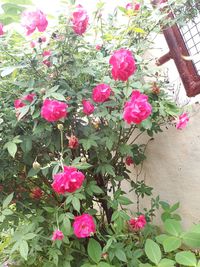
[145,239,161,265]
[2,209,13,215]
[81,264,96,267]
[87,238,102,264]
[3,192,14,209]
[189,224,200,233]
[139,264,153,267]
[51,92,66,102]
[163,236,181,252]
[118,196,133,205]
[21,136,32,153]
[24,233,36,240]
[27,167,39,177]
[90,184,104,194]
[4,141,17,158]
[158,258,175,267]
[19,240,29,260]
[132,27,146,34]
[133,249,143,259]
[1,0,32,4]
[175,251,197,266]
[170,202,180,212]
[97,262,112,267]
[164,219,182,237]
[1,66,17,77]
[72,162,92,170]
[115,249,127,262]
[141,119,152,130]
[72,197,80,212]
[182,232,200,248]
[156,234,169,244]
[80,139,98,151]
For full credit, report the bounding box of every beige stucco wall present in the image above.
[125,105,200,229]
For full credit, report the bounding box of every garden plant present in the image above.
[0,0,199,266]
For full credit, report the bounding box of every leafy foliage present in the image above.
[0,0,196,267]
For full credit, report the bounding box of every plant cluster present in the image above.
[0,0,195,267]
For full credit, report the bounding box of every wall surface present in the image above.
[126,105,200,229]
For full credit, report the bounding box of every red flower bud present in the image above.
[68,135,79,149]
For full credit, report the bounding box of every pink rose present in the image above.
[30,187,43,199]
[40,36,46,42]
[129,215,146,231]
[96,44,102,51]
[41,99,68,122]
[30,41,36,48]
[72,5,89,35]
[0,23,4,36]
[125,156,134,166]
[21,10,48,35]
[82,100,95,115]
[73,214,96,238]
[42,50,51,57]
[43,59,51,67]
[123,90,152,124]
[109,48,136,81]
[92,84,112,103]
[68,135,79,149]
[14,93,36,109]
[176,113,189,130]
[52,230,64,241]
[126,2,141,11]
[52,166,85,194]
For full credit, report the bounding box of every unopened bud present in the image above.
[40,88,46,94]
[81,157,86,162]
[102,253,108,260]
[33,161,41,170]
[57,124,64,131]
[152,82,160,95]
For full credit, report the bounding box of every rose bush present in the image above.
[0,0,195,267]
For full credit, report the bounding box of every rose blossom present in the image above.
[92,84,112,103]
[72,5,89,35]
[30,187,43,199]
[68,135,79,149]
[176,113,189,130]
[14,93,36,109]
[42,50,51,57]
[129,215,146,231]
[52,166,85,194]
[21,10,48,35]
[125,156,134,166]
[52,230,64,241]
[0,23,4,36]
[73,214,96,238]
[109,48,136,81]
[41,99,68,122]
[30,41,36,48]
[96,44,102,51]
[43,59,51,67]
[41,36,46,42]
[126,2,141,11]
[82,100,95,115]
[123,90,152,124]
